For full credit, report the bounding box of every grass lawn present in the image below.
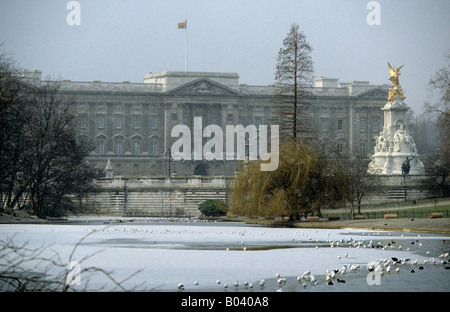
[321,198,450,220]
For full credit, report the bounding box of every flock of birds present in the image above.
[177,253,450,291]
[175,230,450,291]
[76,225,448,291]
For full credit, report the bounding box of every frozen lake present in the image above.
[0,217,449,292]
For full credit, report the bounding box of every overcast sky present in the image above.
[1,0,449,114]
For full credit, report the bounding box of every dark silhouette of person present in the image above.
[401,157,411,175]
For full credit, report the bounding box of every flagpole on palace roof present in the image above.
[178,19,188,72]
[185,19,187,72]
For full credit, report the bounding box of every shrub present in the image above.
[198,200,227,217]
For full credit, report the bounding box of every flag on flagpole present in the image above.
[178,20,188,71]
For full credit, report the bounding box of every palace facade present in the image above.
[20,70,390,177]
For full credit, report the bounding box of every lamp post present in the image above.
[167,148,171,178]
[401,157,411,202]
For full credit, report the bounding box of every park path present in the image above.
[323,199,450,214]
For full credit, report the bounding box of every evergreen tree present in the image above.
[273,23,314,142]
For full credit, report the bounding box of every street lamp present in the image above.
[166,148,177,177]
[167,148,171,177]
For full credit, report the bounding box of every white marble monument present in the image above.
[368,64,425,175]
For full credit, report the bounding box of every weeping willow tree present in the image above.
[229,140,343,220]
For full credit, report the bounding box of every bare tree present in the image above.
[420,149,450,198]
[423,51,450,197]
[0,52,33,213]
[23,81,95,217]
[425,51,450,118]
[0,52,95,217]
[408,112,439,157]
[331,149,384,216]
[273,23,314,142]
[0,232,145,292]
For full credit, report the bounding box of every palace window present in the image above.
[98,141,104,154]
[115,116,122,129]
[150,142,157,155]
[360,119,366,132]
[360,142,366,155]
[133,116,139,129]
[151,117,157,129]
[372,119,379,132]
[79,116,87,129]
[133,141,140,155]
[115,141,122,154]
[97,115,104,129]
[337,119,343,131]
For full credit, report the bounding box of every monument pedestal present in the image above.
[369,151,425,175]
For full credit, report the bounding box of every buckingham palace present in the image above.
[20,70,390,178]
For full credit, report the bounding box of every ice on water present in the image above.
[0,219,448,291]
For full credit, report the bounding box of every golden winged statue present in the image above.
[388,62,403,88]
[387,63,405,103]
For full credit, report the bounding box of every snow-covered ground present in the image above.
[0,218,449,292]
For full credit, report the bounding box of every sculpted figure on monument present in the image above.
[393,125,417,153]
[388,63,403,88]
[393,125,406,152]
[387,63,406,103]
[374,134,388,153]
[374,135,381,153]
